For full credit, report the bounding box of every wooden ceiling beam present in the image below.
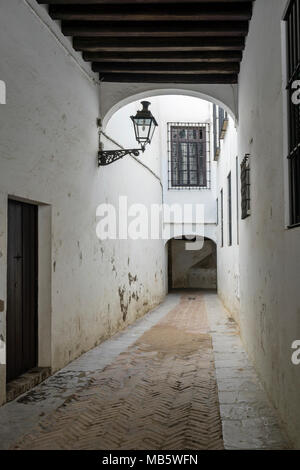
[96,73,238,83]
[49,3,253,22]
[92,62,240,74]
[62,20,249,37]
[83,50,243,62]
[74,37,245,51]
[38,1,254,4]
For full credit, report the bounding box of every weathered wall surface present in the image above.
[237,0,300,447]
[216,117,240,322]
[0,0,165,404]
[170,239,217,290]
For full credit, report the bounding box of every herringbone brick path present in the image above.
[13,294,224,450]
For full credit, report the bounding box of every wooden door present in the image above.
[6,199,38,382]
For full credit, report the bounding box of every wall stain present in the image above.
[128,273,137,286]
[118,287,128,322]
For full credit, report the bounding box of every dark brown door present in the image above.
[6,199,38,383]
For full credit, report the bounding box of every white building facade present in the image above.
[0,0,300,449]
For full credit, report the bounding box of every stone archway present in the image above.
[167,236,217,291]
[100,83,238,129]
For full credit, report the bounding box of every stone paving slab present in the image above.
[204,292,291,450]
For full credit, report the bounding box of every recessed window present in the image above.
[241,154,251,220]
[213,104,229,161]
[285,0,300,226]
[168,123,210,190]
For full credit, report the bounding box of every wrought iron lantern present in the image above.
[98,101,158,166]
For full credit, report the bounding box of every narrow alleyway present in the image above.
[0,293,290,450]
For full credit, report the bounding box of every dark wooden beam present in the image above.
[97,73,238,83]
[83,50,243,62]
[92,62,240,74]
[62,20,248,37]
[49,3,253,22]
[39,0,254,4]
[74,37,245,51]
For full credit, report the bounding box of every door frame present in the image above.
[6,199,38,382]
[0,193,52,404]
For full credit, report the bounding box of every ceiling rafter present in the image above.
[37,0,255,84]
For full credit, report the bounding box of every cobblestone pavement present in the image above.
[0,292,291,450]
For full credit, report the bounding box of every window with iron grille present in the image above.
[168,123,210,190]
[285,0,300,225]
[227,172,232,246]
[213,104,229,161]
[241,154,251,220]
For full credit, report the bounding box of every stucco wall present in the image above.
[237,0,300,447]
[216,117,240,322]
[0,0,165,404]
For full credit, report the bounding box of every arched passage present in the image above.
[167,236,217,292]
[100,83,238,129]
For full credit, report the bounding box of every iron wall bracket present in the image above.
[98,148,144,166]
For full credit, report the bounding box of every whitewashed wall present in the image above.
[216,117,240,322]
[106,95,218,243]
[237,0,300,448]
[0,0,165,405]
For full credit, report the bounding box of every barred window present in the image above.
[213,104,229,161]
[241,154,251,220]
[285,0,300,226]
[168,123,210,189]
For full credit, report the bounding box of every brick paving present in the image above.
[13,294,223,450]
[0,291,291,450]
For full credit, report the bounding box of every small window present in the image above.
[285,0,300,226]
[227,172,232,246]
[241,154,251,219]
[213,104,229,161]
[168,123,210,190]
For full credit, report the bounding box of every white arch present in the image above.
[100,82,238,129]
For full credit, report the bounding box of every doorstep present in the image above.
[6,367,51,403]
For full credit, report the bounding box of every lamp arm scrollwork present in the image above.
[98,148,143,166]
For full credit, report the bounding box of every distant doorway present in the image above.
[6,199,38,382]
[168,237,217,291]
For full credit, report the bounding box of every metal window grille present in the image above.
[220,188,224,247]
[241,154,251,220]
[285,0,300,225]
[213,105,228,161]
[227,172,232,246]
[168,122,211,190]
